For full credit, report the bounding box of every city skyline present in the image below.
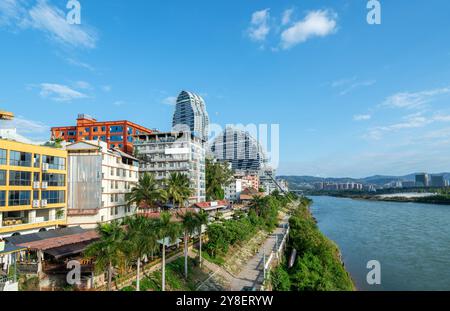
[1,1,450,178]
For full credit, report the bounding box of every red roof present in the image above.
[138,208,199,222]
[17,231,99,251]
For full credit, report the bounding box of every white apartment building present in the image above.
[65,141,139,228]
[224,178,243,203]
[135,132,206,203]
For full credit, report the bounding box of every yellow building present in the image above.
[0,139,68,238]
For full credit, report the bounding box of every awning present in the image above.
[0,243,26,256]
[43,240,93,260]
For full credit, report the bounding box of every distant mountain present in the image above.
[279,173,450,187]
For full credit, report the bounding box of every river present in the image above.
[309,195,450,291]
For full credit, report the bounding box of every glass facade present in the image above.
[0,149,6,165]
[42,173,66,187]
[42,155,66,170]
[0,191,5,206]
[42,190,65,204]
[10,150,32,167]
[9,171,32,186]
[0,170,6,186]
[9,191,31,206]
[110,126,123,133]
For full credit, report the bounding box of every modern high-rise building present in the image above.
[135,132,206,203]
[65,141,139,228]
[209,127,266,173]
[430,175,445,188]
[415,173,429,187]
[0,139,68,238]
[51,114,154,155]
[172,91,210,142]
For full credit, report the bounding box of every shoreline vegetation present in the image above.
[270,197,355,291]
[304,190,450,205]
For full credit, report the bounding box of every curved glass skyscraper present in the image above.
[172,90,210,142]
[209,127,267,173]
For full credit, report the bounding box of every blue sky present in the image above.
[1,0,450,178]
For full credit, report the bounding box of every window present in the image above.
[118,144,123,148]
[110,194,114,203]
[101,126,106,132]
[93,127,98,132]
[42,155,66,170]
[9,191,31,206]
[93,136,98,140]
[33,191,39,200]
[111,167,114,176]
[0,170,6,186]
[34,172,40,182]
[68,131,76,136]
[41,190,65,204]
[9,171,32,186]
[85,127,90,133]
[101,136,106,141]
[0,149,6,165]
[42,173,65,187]
[110,126,123,133]
[10,151,32,167]
[127,136,133,142]
[34,154,40,168]
[0,191,5,206]
[110,135,123,142]
[127,127,133,135]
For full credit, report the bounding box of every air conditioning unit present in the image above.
[41,200,48,207]
[33,181,40,189]
[41,182,48,189]
[32,200,40,208]
[42,163,49,171]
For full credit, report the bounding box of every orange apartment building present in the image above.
[50,114,154,155]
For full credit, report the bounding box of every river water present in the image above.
[309,196,450,291]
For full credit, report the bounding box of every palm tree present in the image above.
[195,210,209,268]
[85,221,124,291]
[158,212,182,291]
[166,172,192,209]
[179,211,198,279]
[249,195,267,217]
[123,216,159,291]
[126,173,166,212]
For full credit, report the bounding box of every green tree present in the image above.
[166,172,192,208]
[178,211,199,279]
[126,173,166,211]
[123,216,159,291]
[205,158,233,201]
[158,212,182,291]
[195,210,209,267]
[85,221,125,291]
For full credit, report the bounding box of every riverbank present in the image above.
[270,197,355,291]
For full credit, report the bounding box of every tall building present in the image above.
[209,127,266,173]
[135,132,206,203]
[430,175,445,188]
[51,114,154,155]
[415,173,429,187]
[172,91,210,142]
[224,178,243,203]
[66,141,139,229]
[0,139,68,238]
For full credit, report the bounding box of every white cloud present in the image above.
[247,9,271,42]
[353,114,371,121]
[0,115,49,144]
[381,87,450,109]
[340,80,376,96]
[101,85,112,92]
[281,8,294,26]
[162,96,177,106]
[37,83,88,102]
[0,0,97,49]
[280,10,337,49]
[66,58,95,71]
[113,100,125,107]
[365,113,432,140]
[74,81,91,90]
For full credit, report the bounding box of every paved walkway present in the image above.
[230,215,290,291]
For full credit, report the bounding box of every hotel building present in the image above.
[135,132,206,203]
[51,114,154,155]
[0,139,68,238]
[172,91,210,142]
[65,141,139,229]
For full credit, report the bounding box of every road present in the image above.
[230,214,290,291]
